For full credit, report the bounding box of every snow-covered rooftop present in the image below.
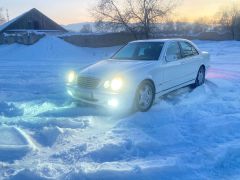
[0,8,67,33]
[0,9,31,32]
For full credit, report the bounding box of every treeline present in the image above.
[88,0,240,40]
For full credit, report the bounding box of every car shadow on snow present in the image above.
[159,86,194,105]
[156,79,217,106]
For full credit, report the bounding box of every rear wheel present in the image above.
[193,66,205,88]
[135,81,155,112]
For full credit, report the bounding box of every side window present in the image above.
[166,42,181,62]
[180,42,199,58]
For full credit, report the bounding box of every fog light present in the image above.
[108,99,119,107]
[68,71,77,83]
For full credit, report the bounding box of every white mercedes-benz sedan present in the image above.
[66,39,210,112]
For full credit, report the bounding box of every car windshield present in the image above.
[112,42,164,61]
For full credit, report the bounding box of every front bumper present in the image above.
[66,85,133,109]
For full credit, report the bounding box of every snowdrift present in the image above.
[0,37,240,179]
[0,126,35,162]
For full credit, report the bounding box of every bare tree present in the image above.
[93,0,180,39]
[217,3,240,39]
[0,8,6,25]
[191,17,213,34]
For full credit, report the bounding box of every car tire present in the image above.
[135,80,155,112]
[192,66,205,88]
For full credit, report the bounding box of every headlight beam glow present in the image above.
[108,98,119,107]
[68,71,77,83]
[111,77,123,91]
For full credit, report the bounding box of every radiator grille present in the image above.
[77,76,100,89]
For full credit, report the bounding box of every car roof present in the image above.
[130,38,190,43]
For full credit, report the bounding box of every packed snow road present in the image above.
[0,37,240,179]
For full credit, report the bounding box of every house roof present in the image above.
[0,10,28,32]
[0,8,67,33]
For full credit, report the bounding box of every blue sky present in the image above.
[0,0,230,25]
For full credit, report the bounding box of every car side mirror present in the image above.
[165,55,177,62]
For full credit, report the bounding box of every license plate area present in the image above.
[79,91,97,101]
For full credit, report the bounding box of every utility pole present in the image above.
[6,9,9,22]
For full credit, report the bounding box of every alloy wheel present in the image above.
[136,82,154,112]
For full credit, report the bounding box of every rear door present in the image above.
[178,41,201,81]
[160,41,186,91]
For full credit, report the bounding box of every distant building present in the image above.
[0,8,67,34]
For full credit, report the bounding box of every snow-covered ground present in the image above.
[0,36,240,180]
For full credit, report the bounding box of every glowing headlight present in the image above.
[68,71,77,83]
[108,98,119,107]
[111,77,123,91]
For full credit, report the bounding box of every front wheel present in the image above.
[192,66,205,88]
[135,81,155,112]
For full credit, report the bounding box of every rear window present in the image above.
[180,42,199,58]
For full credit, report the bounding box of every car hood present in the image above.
[79,59,155,78]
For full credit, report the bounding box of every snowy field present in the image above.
[0,36,240,180]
